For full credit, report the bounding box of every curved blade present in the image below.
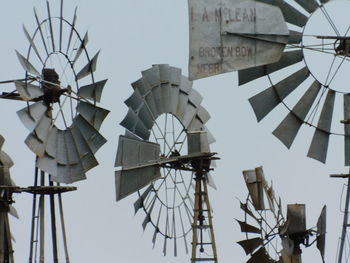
[242,169,265,210]
[23,25,44,65]
[73,115,107,154]
[236,219,261,234]
[247,247,275,263]
[78,79,107,102]
[76,50,100,80]
[71,125,98,173]
[273,81,321,148]
[133,185,153,214]
[294,0,319,13]
[317,205,327,262]
[249,67,310,122]
[239,50,303,85]
[72,32,88,65]
[15,80,43,101]
[17,102,47,132]
[237,237,263,255]
[120,108,150,140]
[256,0,308,27]
[288,30,303,44]
[240,202,259,223]
[77,101,110,130]
[307,90,335,163]
[15,50,40,76]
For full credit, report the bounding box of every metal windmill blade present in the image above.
[0,0,110,184]
[234,0,350,165]
[116,65,219,261]
[0,135,17,263]
[237,167,326,263]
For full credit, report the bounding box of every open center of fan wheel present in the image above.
[149,113,192,208]
[41,52,78,129]
[302,1,350,92]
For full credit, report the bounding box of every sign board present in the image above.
[188,0,289,80]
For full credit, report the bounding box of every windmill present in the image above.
[0,0,109,261]
[115,64,219,262]
[237,166,327,263]
[0,135,17,262]
[188,0,350,261]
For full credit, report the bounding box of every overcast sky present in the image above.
[1,0,349,262]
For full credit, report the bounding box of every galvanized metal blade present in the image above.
[285,204,306,234]
[120,108,150,140]
[17,102,47,132]
[143,66,164,116]
[273,81,321,148]
[33,7,49,56]
[36,155,57,179]
[239,50,303,85]
[44,126,58,158]
[0,144,14,168]
[307,90,335,163]
[125,90,153,129]
[142,196,156,230]
[15,50,40,76]
[15,80,43,101]
[56,130,68,166]
[203,126,216,145]
[237,237,263,255]
[23,25,44,65]
[288,30,303,44]
[78,79,107,102]
[176,91,190,121]
[294,0,319,13]
[317,205,327,261]
[247,247,276,263]
[235,219,261,234]
[46,1,56,52]
[9,205,19,219]
[25,113,52,157]
[134,185,153,214]
[256,0,308,27]
[206,173,217,190]
[115,167,160,201]
[77,101,109,130]
[132,78,159,121]
[73,115,107,154]
[242,169,265,210]
[66,7,77,54]
[72,32,88,65]
[344,94,350,165]
[249,67,310,122]
[76,51,100,80]
[152,205,163,248]
[71,125,98,173]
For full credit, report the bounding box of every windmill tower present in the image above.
[115,64,219,262]
[0,1,109,261]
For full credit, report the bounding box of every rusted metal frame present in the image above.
[0,185,77,195]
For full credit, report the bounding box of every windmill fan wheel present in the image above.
[239,0,350,165]
[115,64,215,256]
[14,1,109,184]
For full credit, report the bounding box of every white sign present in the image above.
[188,0,289,80]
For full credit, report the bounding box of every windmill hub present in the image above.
[41,68,68,106]
[302,1,350,91]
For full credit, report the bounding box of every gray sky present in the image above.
[0,0,348,262]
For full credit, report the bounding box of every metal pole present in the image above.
[49,179,59,263]
[58,189,70,263]
[338,174,350,263]
[28,167,39,263]
[39,172,45,263]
